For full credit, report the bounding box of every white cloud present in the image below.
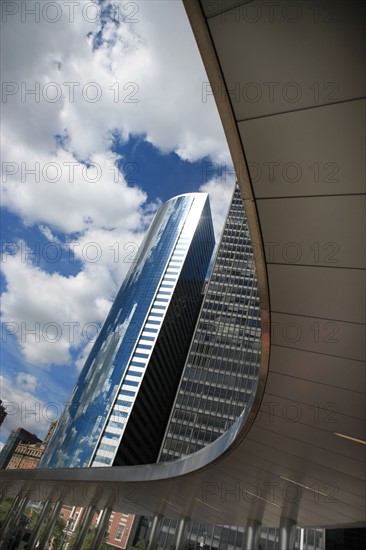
[0,374,50,440]
[1,191,155,368]
[0,0,233,377]
[16,373,39,393]
[1,249,115,366]
[199,177,235,240]
[1,144,147,234]
[38,225,61,245]
[75,339,95,373]
[1,1,229,167]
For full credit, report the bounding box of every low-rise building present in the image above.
[60,506,135,549]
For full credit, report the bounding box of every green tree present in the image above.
[0,498,13,528]
[128,539,145,550]
[67,528,111,550]
[23,504,66,549]
[50,516,67,549]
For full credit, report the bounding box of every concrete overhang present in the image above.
[1,0,365,529]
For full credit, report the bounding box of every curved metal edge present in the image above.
[178,0,271,464]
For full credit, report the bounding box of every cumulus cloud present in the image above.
[1,0,228,165]
[1,175,233,369]
[1,144,147,234]
[0,374,50,440]
[1,249,115,366]
[0,0,233,377]
[1,197,155,367]
[199,177,235,240]
[16,373,39,393]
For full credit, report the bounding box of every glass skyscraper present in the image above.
[40,193,215,469]
[137,185,324,550]
[5,187,327,550]
[159,184,261,462]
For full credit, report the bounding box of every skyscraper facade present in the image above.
[40,193,215,469]
[146,186,324,550]
[159,184,261,462]
[0,400,7,426]
[140,184,262,548]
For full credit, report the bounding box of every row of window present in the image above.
[156,520,324,550]
[93,219,198,466]
[160,188,262,461]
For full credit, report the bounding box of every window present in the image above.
[115,521,125,541]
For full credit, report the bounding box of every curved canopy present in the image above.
[1,0,365,529]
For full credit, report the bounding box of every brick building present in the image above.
[6,441,44,470]
[0,428,41,470]
[5,421,57,470]
[60,506,135,548]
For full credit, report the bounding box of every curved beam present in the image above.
[1,0,365,530]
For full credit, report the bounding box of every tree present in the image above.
[67,528,111,550]
[24,504,66,549]
[50,516,67,549]
[0,498,13,528]
[128,540,145,550]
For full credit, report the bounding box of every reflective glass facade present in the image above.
[40,193,214,469]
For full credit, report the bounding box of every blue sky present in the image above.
[0,0,234,443]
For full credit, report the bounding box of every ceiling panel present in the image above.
[264,372,365,422]
[271,312,365,361]
[269,346,365,393]
[238,99,366,198]
[208,0,366,119]
[256,195,366,268]
[268,265,366,323]
[247,442,366,496]
[256,400,366,464]
[201,0,252,18]
[1,0,365,533]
